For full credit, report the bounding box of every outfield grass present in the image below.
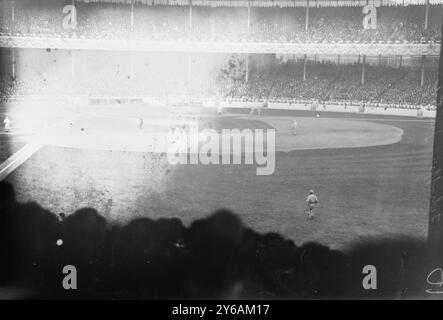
[3,112,434,250]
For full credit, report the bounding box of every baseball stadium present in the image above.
[0,0,441,299]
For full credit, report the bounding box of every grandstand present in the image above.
[0,0,441,108]
[0,0,442,44]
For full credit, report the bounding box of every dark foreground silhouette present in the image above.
[0,181,440,299]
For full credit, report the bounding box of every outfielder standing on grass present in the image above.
[306,189,318,220]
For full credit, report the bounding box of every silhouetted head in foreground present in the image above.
[0,182,437,299]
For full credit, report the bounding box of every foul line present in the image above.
[0,142,42,181]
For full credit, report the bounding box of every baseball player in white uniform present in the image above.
[306,189,318,220]
[292,119,298,135]
[3,116,11,132]
[250,105,262,116]
[217,104,224,115]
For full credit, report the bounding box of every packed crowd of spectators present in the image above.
[1,58,437,108]
[76,3,132,40]
[221,60,437,107]
[0,1,441,44]
[0,79,15,102]
[0,181,432,299]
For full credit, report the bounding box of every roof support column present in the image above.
[361,55,366,85]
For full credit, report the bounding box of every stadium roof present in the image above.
[75,0,443,7]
